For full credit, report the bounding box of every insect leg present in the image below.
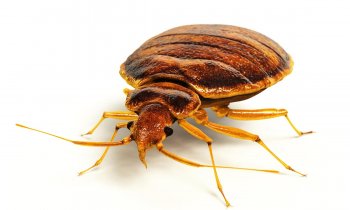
[178,119,230,206]
[157,142,276,172]
[78,122,128,176]
[191,109,306,176]
[157,142,230,207]
[82,111,138,136]
[211,106,312,136]
[16,124,131,146]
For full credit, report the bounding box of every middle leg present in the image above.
[192,109,306,176]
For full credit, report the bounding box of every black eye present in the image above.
[164,126,173,137]
[127,121,133,130]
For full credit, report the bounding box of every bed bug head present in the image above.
[128,103,174,168]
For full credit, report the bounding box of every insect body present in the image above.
[17,24,312,206]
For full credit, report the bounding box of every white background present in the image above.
[1,0,349,209]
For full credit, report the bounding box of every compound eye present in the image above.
[164,126,173,137]
[127,121,134,130]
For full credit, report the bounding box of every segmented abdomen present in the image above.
[121,24,292,99]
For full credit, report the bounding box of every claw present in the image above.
[300,131,313,136]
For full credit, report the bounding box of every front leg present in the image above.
[78,122,129,176]
[82,111,138,136]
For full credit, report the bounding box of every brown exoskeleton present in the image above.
[17,24,313,206]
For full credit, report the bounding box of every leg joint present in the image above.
[156,143,164,151]
[211,106,230,118]
[280,109,288,116]
[254,137,262,143]
[192,109,209,125]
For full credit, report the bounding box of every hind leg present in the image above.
[211,105,312,136]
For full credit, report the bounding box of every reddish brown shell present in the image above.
[125,82,201,119]
[120,24,293,99]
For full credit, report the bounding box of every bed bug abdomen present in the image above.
[120,24,293,99]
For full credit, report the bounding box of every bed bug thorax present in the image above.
[123,81,202,167]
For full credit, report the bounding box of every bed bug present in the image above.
[17,24,312,206]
